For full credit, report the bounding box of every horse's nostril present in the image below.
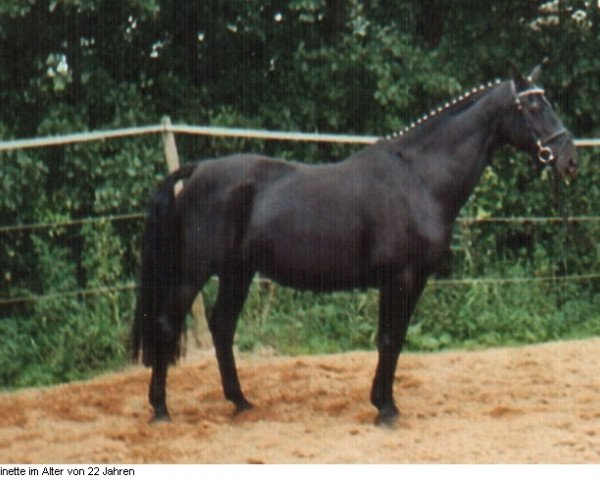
[567,157,578,177]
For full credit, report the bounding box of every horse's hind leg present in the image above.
[209,268,254,413]
[149,350,170,421]
[149,281,205,422]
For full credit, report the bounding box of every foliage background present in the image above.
[0,0,598,387]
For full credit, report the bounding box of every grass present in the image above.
[225,275,600,355]
[1,271,598,389]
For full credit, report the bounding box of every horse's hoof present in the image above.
[375,407,399,427]
[234,399,254,415]
[150,410,172,423]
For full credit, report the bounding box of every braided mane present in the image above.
[384,78,503,141]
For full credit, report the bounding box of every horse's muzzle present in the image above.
[553,136,578,181]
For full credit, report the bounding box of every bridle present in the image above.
[512,81,569,165]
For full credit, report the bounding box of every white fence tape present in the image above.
[0,123,598,152]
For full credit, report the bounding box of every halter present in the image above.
[512,81,568,165]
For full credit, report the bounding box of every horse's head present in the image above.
[508,63,578,180]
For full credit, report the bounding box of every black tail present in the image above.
[132,164,197,367]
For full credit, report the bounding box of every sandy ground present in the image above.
[2,338,600,464]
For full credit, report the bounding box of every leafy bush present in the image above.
[0,223,131,388]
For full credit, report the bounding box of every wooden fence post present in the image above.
[162,116,183,194]
[161,116,210,351]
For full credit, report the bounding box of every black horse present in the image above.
[132,65,577,425]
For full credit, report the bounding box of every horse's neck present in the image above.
[396,82,513,220]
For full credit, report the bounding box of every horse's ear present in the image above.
[527,57,549,83]
[508,59,528,90]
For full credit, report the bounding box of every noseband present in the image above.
[512,81,568,165]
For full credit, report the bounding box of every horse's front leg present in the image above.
[371,272,427,426]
